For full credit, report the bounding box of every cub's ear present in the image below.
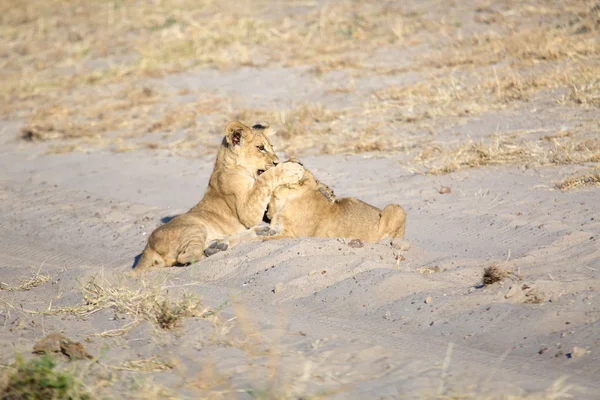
[286,158,303,166]
[252,121,274,136]
[252,121,270,130]
[225,121,252,146]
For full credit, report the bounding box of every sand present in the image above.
[1,139,599,398]
[1,0,599,398]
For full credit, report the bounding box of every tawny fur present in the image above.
[266,169,406,242]
[211,166,406,251]
[133,122,305,273]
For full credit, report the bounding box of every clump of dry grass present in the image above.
[155,296,201,330]
[40,278,209,333]
[482,264,521,286]
[555,168,600,190]
[116,357,173,373]
[483,265,510,285]
[0,269,50,292]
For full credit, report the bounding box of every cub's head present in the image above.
[268,162,336,220]
[224,121,280,178]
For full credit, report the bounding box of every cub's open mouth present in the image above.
[257,169,265,176]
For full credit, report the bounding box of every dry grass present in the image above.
[0,0,416,115]
[555,168,600,190]
[373,62,600,125]
[416,133,600,175]
[232,104,350,155]
[425,0,599,69]
[2,0,598,158]
[2,0,420,156]
[116,357,173,373]
[37,277,209,334]
[17,84,225,156]
[0,265,50,292]
[483,265,512,285]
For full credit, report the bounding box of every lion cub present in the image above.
[133,122,304,272]
[266,168,406,242]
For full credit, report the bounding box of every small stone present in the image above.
[33,333,92,360]
[308,270,318,276]
[569,347,587,358]
[391,239,411,251]
[274,282,285,294]
[439,186,451,194]
[538,347,548,355]
[348,239,364,248]
[416,266,442,274]
[425,296,432,304]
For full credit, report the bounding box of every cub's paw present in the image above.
[254,225,280,237]
[204,239,229,257]
[277,162,305,185]
[317,182,336,203]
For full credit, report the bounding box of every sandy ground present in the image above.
[1,0,600,398]
[1,138,599,398]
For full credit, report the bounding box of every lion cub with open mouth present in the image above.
[133,122,304,272]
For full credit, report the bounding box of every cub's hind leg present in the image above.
[176,225,208,265]
[378,204,407,239]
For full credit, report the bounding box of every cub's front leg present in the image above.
[236,162,305,228]
[204,224,281,257]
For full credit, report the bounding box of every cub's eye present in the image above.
[257,145,266,151]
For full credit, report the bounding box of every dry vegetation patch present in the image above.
[1,354,92,400]
[373,62,600,125]
[3,0,599,159]
[415,133,600,175]
[116,357,173,373]
[482,265,518,285]
[0,269,50,292]
[1,0,412,115]
[37,277,209,334]
[425,0,599,68]
[555,168,600,190]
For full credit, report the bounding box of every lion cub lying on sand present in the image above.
[206,163,406,253]
[266,168,406,241]
[133,122,304,272]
